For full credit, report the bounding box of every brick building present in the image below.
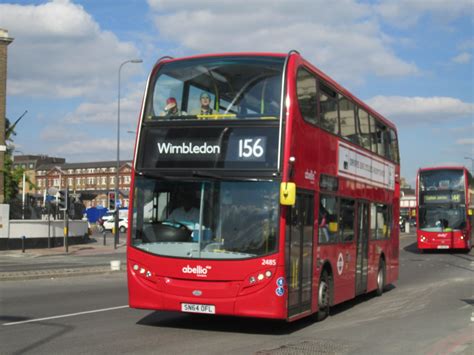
[14,155,65,195]
[35,160,133,208]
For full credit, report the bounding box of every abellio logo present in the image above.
[182,265,212,277]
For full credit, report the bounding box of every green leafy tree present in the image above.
[3,111,35,203]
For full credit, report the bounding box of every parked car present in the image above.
[103,218,128,233]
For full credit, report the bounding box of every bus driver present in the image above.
[168,193,199,224]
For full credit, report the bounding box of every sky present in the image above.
[0,0,473,186]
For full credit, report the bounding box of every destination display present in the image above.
[137,125,279,170]
[421,192,464,205]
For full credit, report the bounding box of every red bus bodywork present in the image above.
[416,166,473,251]
[128,51,400,321]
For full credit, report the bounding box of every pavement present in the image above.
[0,234,127,281]
[0,231,417,282]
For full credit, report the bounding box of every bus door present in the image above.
[286,191,314,318]
[355,201,370,295]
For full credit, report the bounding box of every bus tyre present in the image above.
[376,259,386,296]
[316,270,330,321]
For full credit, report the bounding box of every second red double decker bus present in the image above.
[416,166,473,251]
[128,51,400,321]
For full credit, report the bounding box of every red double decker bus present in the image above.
[128,51,400,321]
[416,166,473,251]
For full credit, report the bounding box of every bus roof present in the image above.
[418,166,468,172]
[156,52,286,65]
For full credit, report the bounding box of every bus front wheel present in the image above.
[315,270,330,321]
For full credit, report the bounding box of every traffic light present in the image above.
[108,191,116,212]
[58,189,68,211]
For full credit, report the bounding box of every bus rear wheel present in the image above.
[376,259,386,296]
[315,270,330,321]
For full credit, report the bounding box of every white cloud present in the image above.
[53,137,135,157]
[451,52,472,64]
[0,0,142,98]
[374,0,473,27]
[366,96,474,124]
[147,0,418,84]
[456,138,474,146]
[64,89,144,125]
[38,127,135,161]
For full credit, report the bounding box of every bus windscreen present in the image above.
[143,56,284,121]
[131,177,279,259]
[418,169,467,232]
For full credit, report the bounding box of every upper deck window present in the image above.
[357,108,371,151]
[296,68,317,125]
[420,169,465,192]
[144,57,284,121]
[339,97,357,144]
[319,84,339,135]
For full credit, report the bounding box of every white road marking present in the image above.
[3,305,129,326]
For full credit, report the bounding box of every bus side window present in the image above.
[296,68,317,125]
[339,198,355,242]
[357,108,371,151]
[319,84,339,135]
[388,128,400,163]
[369,115,378,154]
[371,204,390,240]
[375,121,386,158]
[370,204,377,240]
[339,97,358,144]
[319,195,338,244]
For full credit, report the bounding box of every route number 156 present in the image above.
[238,138,264,158]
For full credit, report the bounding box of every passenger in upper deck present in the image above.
[162,97,186,116]
[195,92,213,115]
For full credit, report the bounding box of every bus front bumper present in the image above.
[127,265,288,320]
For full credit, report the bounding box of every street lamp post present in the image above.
[115,59,142,249]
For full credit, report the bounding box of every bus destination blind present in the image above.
[138,126,279,170]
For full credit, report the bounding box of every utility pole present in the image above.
[115,59,142,248]
[0,29,14,203]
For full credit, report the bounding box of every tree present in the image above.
[2,111,35,203]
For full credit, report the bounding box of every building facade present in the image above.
[14,155,66,195]
[400,188,416,220]
[36,160,132,208]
